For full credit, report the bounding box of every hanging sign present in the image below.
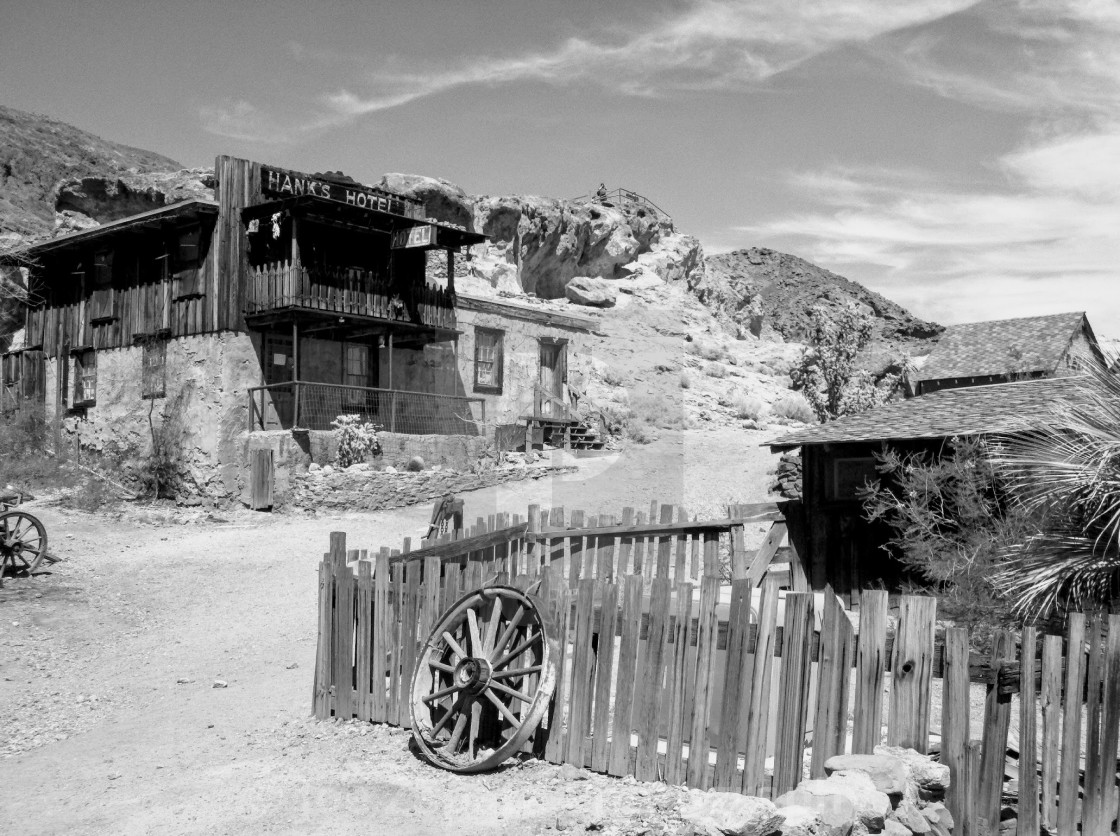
[261,165,416,217]
[391,224,436,249]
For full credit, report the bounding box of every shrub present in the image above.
[704,362,728,379]
[601,368,625,387]
[332,415,383,468]
[860,437,1034,640]
[139,384,194,499]
[732,392,766,421]
[771,393,814,423]
[699,343,726,362]
[684,341,700,356]
[0,407,64,489]
[679,370,692,389]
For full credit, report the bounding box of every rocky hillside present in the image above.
[0,104,212,245]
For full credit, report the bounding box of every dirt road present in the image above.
[1,430,780,835]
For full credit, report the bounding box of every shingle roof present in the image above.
[915,311,1087,384]
[768,376,1087,449]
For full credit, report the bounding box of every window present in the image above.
[73,350,97,405]
[344,343,370,407]
[828,457,879,502]
[141,338,167,399]
[174,225,203,297]
[263,333,294,385]
[474,328,503,393]
[91,250,115,321]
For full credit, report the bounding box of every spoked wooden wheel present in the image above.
[0,510,48,576]
[410,585,557,773]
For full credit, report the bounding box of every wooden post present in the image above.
[887,595,936,752]
[773,591,814,796]
[686,574,721,789]
[1039,634,1063,832]
[446,248,455,297]
[1016,626,1039,836]
[979,630,1012,835]
[1058,614,1086,836]
[961,740,982,836]
[292,320,300,428]
[1092,615,1120,835]
[942,627,970,826]
[853,589,888,752]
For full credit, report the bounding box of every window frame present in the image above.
[473,327,504,394]
[72,349,97,406]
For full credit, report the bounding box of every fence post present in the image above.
[329,532,352,720]
[978,630,1012,835]
[1017,626,1039,836]
[1058,614,1087,836]
[1093,615,1120,835]
[853,589,888,753]
[942,627,970,827]
[773,591,814,796]
[811,592,853,777]
[887,595,936,752]
[686,574,721,789]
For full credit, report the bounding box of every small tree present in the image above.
[791,303,901,422]
[859,436,1037,638]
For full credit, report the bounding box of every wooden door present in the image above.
[263,333,294,429]
[538,341,566,417]
[250,448,274,510]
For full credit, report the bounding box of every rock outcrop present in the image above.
[566,276,617,308]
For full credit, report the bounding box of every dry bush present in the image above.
[704,362,728,379]
[699,343,726,362]
[771,393,815,423]
[732,392,766,421]
[0,407,65,489]
[679,370,692,389]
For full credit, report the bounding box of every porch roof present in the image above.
[241,195,487,249]
[767,376,1089,450]
[1,200,219,259]
[245,306,460,348]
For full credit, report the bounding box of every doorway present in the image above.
[538,340,567,418]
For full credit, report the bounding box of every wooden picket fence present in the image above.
[312,501,1120,835]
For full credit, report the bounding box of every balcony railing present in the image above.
[248,381,485,435]
[245,261,456,330]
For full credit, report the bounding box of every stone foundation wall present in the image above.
[284,462,566,513]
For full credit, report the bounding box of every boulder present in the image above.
[882,821,911,836]
[888,799,930,834]
[775,804,826,835]
[873,746,950,799]
[776,773,890,835]
[679,791,784,836]
[566,276,617,308]
[824,753,909,796]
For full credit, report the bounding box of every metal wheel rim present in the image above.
[0,511,47,575]
[410,584,557,773]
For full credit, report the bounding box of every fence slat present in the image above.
[655,504,674,578]
[773,591,813,797]
[331,533,353,720]
[398,563,421,729]
[942,627,971,827]
[664,581,694,785]
[636,577,672,781]
[686,574,721,789]
[568,510,586,587]
[591,581,618,773]
[743,576,780,798]
[372,552,390,722]
[1091,615,1120,836]
[887,595,936,752]
[1016,626,1039,836]
[597,516,617,582]
[565,578,597,767]
[313,558,333,719]
[810,592,850,776]
[1058,613,1087,836]
[715,579,752,789]
[544,583,573,763]
[853,589,888,753]
[1039,634,1063,832]
[979,630,1012,835]
[674,509,689,582]
[388,561,404,725]
[616,507,634,577]
[608,575,644,777]
[1083,614,1105,833]
[356,560,373,721]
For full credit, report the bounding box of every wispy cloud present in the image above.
[198,99,295,145]
[201,0,977,139]
[738,1,1120,330]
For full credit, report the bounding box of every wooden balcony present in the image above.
[245,260,455,332]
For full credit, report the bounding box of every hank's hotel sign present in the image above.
[261,166,414,216]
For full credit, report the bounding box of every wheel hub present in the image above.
[453,657,492,695]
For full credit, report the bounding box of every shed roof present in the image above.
[768,376,1087,449]
[915,311,1089,384]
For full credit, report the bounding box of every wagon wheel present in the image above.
[0,510,48,576]
[410,585,557,773]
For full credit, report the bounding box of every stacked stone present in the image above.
[676,746,952,836]
[773,451,802,500]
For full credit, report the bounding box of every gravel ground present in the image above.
[1,430,784,835]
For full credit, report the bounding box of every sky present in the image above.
[2,0,1118,336]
